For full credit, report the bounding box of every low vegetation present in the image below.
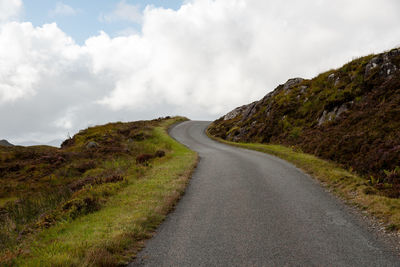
[0,116,197,266]
[206,133,400,232]
[209,47,400,198]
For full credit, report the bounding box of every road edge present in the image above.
[205,125,400,254]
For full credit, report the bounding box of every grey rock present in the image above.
[365,51,399,78]
[337,101,352,117]
[260,90,276,105]
[299,85,308,94]
[86,141,99,149]
[318,101,353,126]
[334,77,340,87]
[240,101,259,122]
[388,48,400,57]
[365,57,380,77]
[318,110,330,126]
[223,105,246,120]
[0,139,13,147]
[233,127,248,142]
[381,62,397,76]
[319,107,339,125]
[283,78,304,91]
[224,100,261,122]
[224,102,254,121]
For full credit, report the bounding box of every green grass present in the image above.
[207,130,400,233]
[1,118,197,266]
[0,197,18,208]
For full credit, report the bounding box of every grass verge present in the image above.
[3,118,197,266]
[206,130,400,233]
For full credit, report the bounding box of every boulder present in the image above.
[365,52,399,78]
[318,101,353,126]
[86,141,98,149]
[299,85,308,94]
[365,56,381,77]
[223,105,248,120]
[240,101,259,122]
[283,78,304,91]
[336,101,352,117]
[381,62,397,76]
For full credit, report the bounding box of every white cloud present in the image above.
[0,0,22,22]
[0,22,82,103]
[100,0,142,23]
[1,0,400,144]
[115,27,140,37]
[49,2,79,17]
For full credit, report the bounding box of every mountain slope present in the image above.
[0,140,13,147]
[208,48,400,197]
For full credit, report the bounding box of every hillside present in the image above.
[0,117,197,266]
[208,48,400,197]
[0,140,13,147]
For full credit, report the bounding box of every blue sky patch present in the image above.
[22,0,183,44]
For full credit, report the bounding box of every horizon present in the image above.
[1,0,400,146]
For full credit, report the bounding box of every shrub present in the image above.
[132,133,145,141]
[155,150,166,158]
[75,160,96,173]
[62,195,101,219]
[61,138,74,148]
[104,175,124,183]
[135,154,154,164]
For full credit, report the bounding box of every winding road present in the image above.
[130,121,399,266]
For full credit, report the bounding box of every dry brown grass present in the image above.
[5,118,198,266]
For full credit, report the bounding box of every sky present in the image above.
[0,0,400,146]
[21,0,183,44]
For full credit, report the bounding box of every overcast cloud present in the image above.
[0,0,400,145]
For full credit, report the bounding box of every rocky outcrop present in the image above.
[223,105,248,120]
[209,47,400,194]
[365,48,400,78]
[318,101,353,126]
[86,141,99,149]
[0,140,14,147]
[283,78,304,91]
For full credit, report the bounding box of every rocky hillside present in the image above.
[0,140,13,147]
[208,48,400,197]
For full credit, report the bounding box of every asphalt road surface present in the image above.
[130,121,399,267]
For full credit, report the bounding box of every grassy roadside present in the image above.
[206,129,400,232]
[2,118,197,266]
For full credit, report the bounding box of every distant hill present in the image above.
[209,47,400,197]
[0,139,13,147]
[18,139,63,147]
